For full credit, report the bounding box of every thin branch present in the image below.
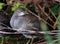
[36,4,55,24]
[43,0,57,20]
[26,39,30,44]
[0,22,12,29]
[34,39,58,44]
[25,7,54,29]
[0,30,57,35]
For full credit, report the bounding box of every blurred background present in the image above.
[0,0,60,44]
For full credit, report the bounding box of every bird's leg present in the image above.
[30,37,34,44]
[26,39,31,44]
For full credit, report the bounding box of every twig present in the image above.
[30,37,34,44]
[0,30,57,35]
[25,7,54,29]
[0,22,12,29]
[44,0,57,20]
[36,4,55,24]
[35,39,58,44]
[26,39,30,44]
[48,8,57,19]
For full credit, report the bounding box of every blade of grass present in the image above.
[40,22,54,44]
[56,4,60,44]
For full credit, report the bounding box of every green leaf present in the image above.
[12,3,26,11]
[12,3,20,11]
[40,22,48,31]
[51,4,60,15]
[0,2,4,10]
[57,6,60,44]
[0,38,2,43]
[40,22,54,44]
[19,3,26,9]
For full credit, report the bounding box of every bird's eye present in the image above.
[18,12,25,16]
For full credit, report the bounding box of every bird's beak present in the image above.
[18,12,25,16]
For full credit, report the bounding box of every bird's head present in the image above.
[15,9,28,17]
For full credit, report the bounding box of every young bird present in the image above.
[10,9,40,38]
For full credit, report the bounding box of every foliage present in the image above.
[12,3,20,11]
[0,2,4,10]
[41,22,54,44]
[57,6,60,44]
[0,0,60,44]
[51,4,60,15]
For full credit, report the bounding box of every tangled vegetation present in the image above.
[0,0,60,44]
